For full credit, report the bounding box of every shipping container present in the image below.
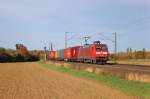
[70,46,81,61]
[62,46,80,61]
[63,48,71,61]
[58,49,63,61]
[55,50,58,60]
[49,51,55,60]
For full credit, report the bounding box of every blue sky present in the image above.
[0,0,150,52]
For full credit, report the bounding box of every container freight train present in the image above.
[49,41,109,64]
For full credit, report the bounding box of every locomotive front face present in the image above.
[95,45,108,57]
[94,44,109,64]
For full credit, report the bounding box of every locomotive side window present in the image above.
[96,46,108,50]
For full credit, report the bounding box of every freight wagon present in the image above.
[63,46,80,62]
[70,46,81,61]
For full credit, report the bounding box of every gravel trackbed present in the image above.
[0,62,138,99]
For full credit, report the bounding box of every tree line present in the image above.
[0,47,41,62]
[109,48,150,60]
[0,46,149,62]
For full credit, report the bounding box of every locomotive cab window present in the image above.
[96,46,108,50]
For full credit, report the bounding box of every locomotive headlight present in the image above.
[103,52,108,54]
[96,52,108,54]
[96,52,101,54]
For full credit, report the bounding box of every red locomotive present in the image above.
[49,41,109,64]
[78,41,108,64]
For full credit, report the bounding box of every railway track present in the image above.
[58,61,150,74]
[100,63,150,73]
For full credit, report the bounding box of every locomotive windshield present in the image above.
[96,46,108,50]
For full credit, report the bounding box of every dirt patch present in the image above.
[0,62,138,99]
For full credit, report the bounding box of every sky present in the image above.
[0,0,150,52]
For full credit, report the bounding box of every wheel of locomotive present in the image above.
[90,59,92,64]
[84,59,86,63]
[97,60,103,65]
[81,59,84,63]
[93,60,97,64]
[90,59,94,64]
[101,61,106,65]
[101,61,104,65]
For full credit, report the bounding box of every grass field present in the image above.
[1,62,136,99]
[108,59,150,66]
[40,62,150,99]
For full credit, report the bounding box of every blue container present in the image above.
[58,49,63,61]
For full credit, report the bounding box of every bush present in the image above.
[0,47,40,62]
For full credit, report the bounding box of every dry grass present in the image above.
[126,73,150,83]
[108,59,150,66]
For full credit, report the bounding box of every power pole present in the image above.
[50,43,53,51]
[49,42,51,51]
[44,46,47,62]
[114,32,117,64]
[65,32,68,48]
